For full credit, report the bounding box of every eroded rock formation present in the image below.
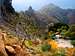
[0,0,15,22]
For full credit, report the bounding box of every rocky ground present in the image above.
[56,39,73,48]
[0,29,75,56]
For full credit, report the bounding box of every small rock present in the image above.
[5,45,16,54]
[12,45,26,56]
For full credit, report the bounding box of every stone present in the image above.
[0,0,15,22]
[5,46,16,54]
[0,33,8,56]
[12,45,26,56]
[0,0,15,14]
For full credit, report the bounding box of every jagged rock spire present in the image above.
[25,6,34,16]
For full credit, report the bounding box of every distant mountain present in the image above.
[66,9,75,24]
[25,6,59,28]
[25,6,35,17]
[0,0,75,40]
[39,4,75,24]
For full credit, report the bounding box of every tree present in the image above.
[48,23,69,32]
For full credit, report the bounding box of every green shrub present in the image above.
[64,31,71,37]
[53,49,65,56]
[64,31,75,40]
[53,53,65,56]
[70,32,75,40]
[41,44,51,52]
[70,25,75,32]
[71,40,75,46]
[50,34,56,40]
[24,40,32,48]
[48,23,69,32]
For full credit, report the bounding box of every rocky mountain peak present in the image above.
[25,6,35,16]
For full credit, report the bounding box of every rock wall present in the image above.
[0,0,15,17]
[0,0,15,23]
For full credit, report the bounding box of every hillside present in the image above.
[39,4,75,24]
[0,0,44,38]
[0,0,75,56]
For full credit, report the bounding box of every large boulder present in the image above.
[0,33,8,56]
[12,45,26,56]
[5,45,16,56]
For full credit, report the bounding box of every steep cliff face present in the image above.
[0,0,31,38]
[0,0,15,23]
[0,0,15,14]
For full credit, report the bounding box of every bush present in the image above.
[70,32,75,40]
[64,31,71,37]
[24,40,32,48]
[53,48,65,56]
[41,44,51,52]
[70,25,75,32]
[50,34,56,40]
[71,40,75,46]
[64,31,75,40]
[48,23,69,32]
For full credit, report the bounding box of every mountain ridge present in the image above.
[38,3,75,24]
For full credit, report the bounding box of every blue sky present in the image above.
[12,0,75,11]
